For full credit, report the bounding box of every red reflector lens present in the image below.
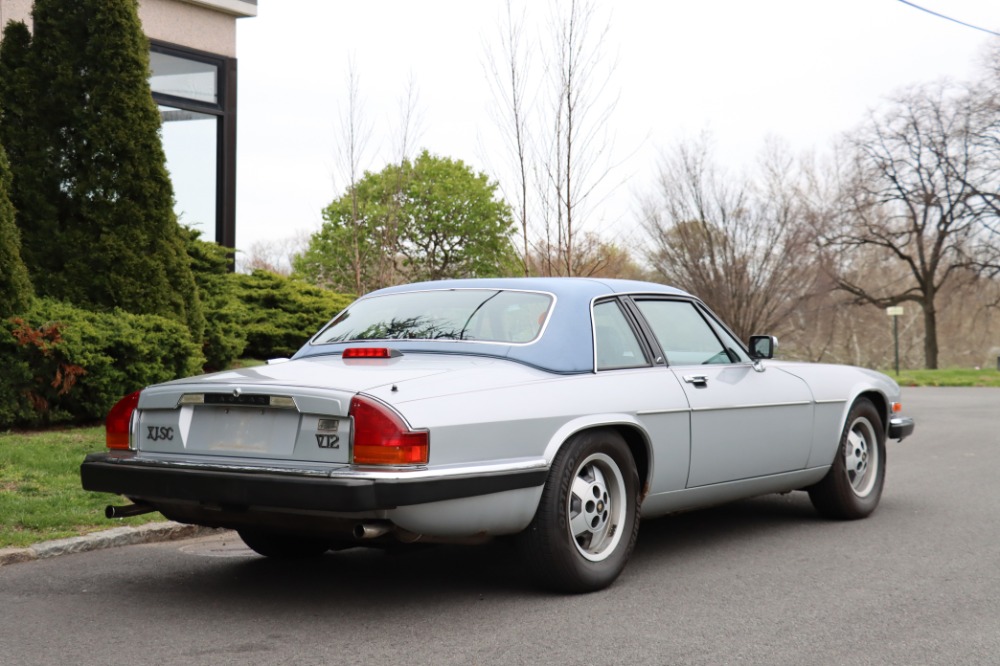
[343,347,399,359]
[350,396,428,465]
[106,390,141,450]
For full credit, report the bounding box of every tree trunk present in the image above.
[922,299,939,370]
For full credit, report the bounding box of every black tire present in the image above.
[237,530,331,559]
[808,398,886,520]
[516,429,641,593]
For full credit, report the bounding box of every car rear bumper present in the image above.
[888,416,915,441]
[80,453,549,513]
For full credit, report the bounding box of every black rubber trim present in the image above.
[888,416,915,441]
[80,454,548,512]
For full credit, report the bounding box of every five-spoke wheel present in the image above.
[809,398,886,519]
[517,429,640,593]
[568,452,628,562]
[844,415,880,498]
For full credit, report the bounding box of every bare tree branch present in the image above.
[824,80,1000,368]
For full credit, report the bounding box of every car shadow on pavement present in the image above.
[633,490,822,558]
[131,490,826,605]
[171,537,534,604]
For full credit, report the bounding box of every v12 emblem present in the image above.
[315,434,340,449]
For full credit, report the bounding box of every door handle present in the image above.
[683,374,708,387]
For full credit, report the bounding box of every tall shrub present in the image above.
[7,0,203,338]
[0,20,55,285]
[0,141,32,317]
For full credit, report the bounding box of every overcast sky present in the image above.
[233,0,1000,260]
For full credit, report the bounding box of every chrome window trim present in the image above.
[589,296,654,373]
[690,400,813,412]
[635,407,691,416]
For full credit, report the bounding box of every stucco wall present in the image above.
[185,0,256,18]
[0,0,241,57]
[139,0,237,57]
[0,0,34,28]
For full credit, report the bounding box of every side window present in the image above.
[635,300,735,366]
[593,301,648,370]
[702,310,751,363]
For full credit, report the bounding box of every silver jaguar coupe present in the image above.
[81,278,914,592]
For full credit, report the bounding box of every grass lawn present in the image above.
[888,367,1000,388]
[0,426,162,549]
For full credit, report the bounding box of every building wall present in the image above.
[0,1,252,56]
[0,0,248,249]
[0,0,33,27]
[139,0,237,57]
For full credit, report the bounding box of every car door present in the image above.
[631,298,814,488]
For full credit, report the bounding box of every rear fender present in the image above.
[542,415,653,492]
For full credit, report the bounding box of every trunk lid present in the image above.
[130,354,466,464]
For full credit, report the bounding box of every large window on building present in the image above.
[149,42,236,248]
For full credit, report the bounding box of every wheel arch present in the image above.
[856,389,889,432]
[543,417,652,499]
[607,424,651,499]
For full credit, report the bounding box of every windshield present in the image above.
[312,289,554,345]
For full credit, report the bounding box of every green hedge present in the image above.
[0,272,354,429]
[234,271,354,360]
[183,229,248,372]
[184,228,354,369]
[0,298,203,428]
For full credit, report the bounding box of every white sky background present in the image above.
[233,0,1000,260]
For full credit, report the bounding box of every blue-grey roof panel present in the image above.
[292,277,692,373]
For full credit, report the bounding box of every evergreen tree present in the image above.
[12,0,203,335]
[0,20,57,283]
[0,141,32,317]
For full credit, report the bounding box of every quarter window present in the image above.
[593,301,648,370]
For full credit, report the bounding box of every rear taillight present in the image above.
[106,391,141,450]
[350,395,428,465]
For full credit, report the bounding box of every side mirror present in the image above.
[748,335,777,360]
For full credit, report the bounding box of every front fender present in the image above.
[771,362,904,467]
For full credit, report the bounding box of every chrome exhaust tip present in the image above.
[353,522,392,540]
[105,503,155,519]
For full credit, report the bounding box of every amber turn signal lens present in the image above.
[350,395,428,465]
[892,402,902,413]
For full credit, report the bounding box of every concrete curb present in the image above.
[0,522,226,567]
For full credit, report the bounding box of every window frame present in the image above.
[150,40,237,251]
[590,297,655,372]
[625,296,752,368]
[310,288,557,347]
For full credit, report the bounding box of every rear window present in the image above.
[312,289,554,345]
